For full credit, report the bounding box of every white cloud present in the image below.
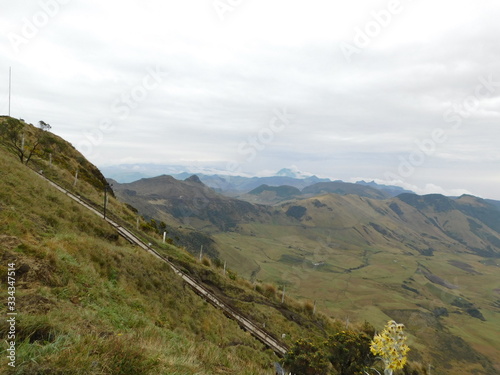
[1,0,499,199]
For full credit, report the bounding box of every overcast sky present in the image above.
[1,0,499,199]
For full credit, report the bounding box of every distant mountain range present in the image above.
[111,173,500,261]
[101,164,415,199]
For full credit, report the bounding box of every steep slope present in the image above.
[396,193,500,258]
[4,119,382,374]
[0,117,108,194]
[0,123,300,373]
[0,133,284,373]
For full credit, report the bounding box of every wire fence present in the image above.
[28,162,290,358]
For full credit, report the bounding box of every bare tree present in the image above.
[0,118,52,165]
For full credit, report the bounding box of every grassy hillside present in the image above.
[1,118,402,374]
[240,184,302,205]
[0,129,285,373]
[301,181,390,200]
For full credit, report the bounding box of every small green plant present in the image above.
[370,320,410,375]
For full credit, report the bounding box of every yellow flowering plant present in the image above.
[369,320,410,375]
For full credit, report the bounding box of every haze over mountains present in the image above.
[103,164,417,197]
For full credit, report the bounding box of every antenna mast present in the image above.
[8,67,11,116]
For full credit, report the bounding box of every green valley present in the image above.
[112,165,500,375]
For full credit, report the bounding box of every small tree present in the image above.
[0,118,51,165]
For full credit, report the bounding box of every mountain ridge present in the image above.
[109,168,500,374]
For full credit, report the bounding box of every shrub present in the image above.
[303,300,315,315]
[325,330,373,375]
[201,256,211,267]
[284,339,330,375]
[212,257,224,268]
[263,283,277,298]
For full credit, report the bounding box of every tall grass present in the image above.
[0,145,278,374]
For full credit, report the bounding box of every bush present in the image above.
[212,257,224,268]
[325,330,373,375]
[263,283,277,298]
[201,256,211,267]
[303,301,315,315]
[284,339,330,375]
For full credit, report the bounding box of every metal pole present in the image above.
[199,245,203,261]
[103,186,107,219]
[8,67,11,117]
[163,231,166,243]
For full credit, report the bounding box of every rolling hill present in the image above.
[241,184,302,204]
[112,169,500,374]
[213,193,500,374]
[237,180,407,205]
[110,174,274,232]
[301,181,391,200]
